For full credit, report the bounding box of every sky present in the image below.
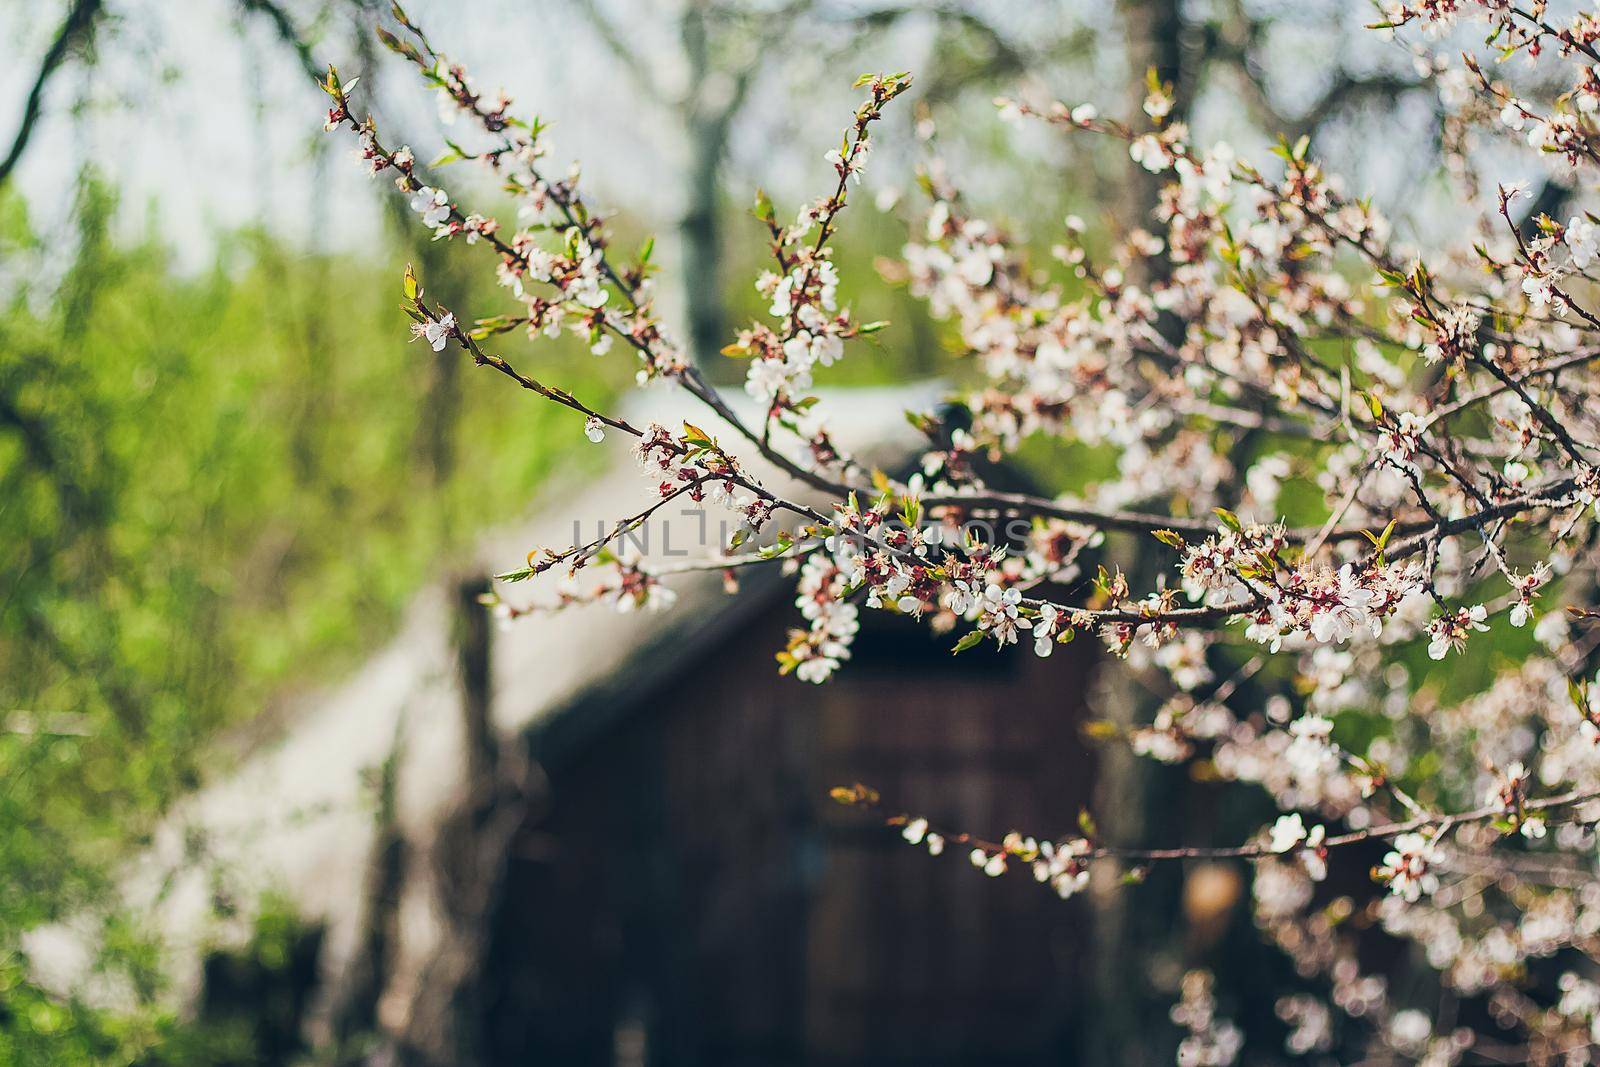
[1,0,1559,282]
[0,0,1018,272]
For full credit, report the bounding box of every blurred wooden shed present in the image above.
[40,384,1103,1066]
[487,532,1102,1067]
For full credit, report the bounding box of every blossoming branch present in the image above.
[317,2,1600,1059]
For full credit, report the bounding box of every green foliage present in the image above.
[0,176,612,1061]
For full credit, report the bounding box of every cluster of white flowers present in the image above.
[1267,813,1328,880]
[787,551,860,683]
[1178,523,1279,606]
[974,583,1026,645]
[1283,714,1341,789]
[899,817,945,856]
[1421,304,1480,366]
[609,556,678,614]
[1376,831,1442,903]
[942,830,1092,899]
[1275,995,1333,1056]
[1557,973,1600,1046]
[565,238,610,310]
[731,100,901,467]
[1171,970,1243,1067]
[744,256,846,404]
[1425,604,1489,660]
[1377,410,1429,471]
[1029,836,1091,899]
[1566,214,1599,270]
[1243,561,1424,653]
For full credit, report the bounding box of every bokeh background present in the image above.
[0,1,1531,1063]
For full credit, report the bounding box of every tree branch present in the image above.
[237,0,322,82]
[0,0,104,190]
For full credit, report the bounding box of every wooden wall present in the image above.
[483,598,1101,1066]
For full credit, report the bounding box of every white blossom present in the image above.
[1567,214,1600,270]
[409,185,451,229]
[411,312,456,352]
[1269,813,1308,854]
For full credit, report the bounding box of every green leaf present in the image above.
[752,189,775,224]
[899,496,922,528]
[681,422,714,450]
[494,566,536,583]
[1370,518,1397,556]
[951,630,986,655]
[759,533,794,560]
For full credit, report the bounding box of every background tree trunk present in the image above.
[1089,3,1190,1061]
[397,576,529,1066]
[680,116,727,369]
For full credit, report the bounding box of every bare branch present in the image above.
[0,0,104,190]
